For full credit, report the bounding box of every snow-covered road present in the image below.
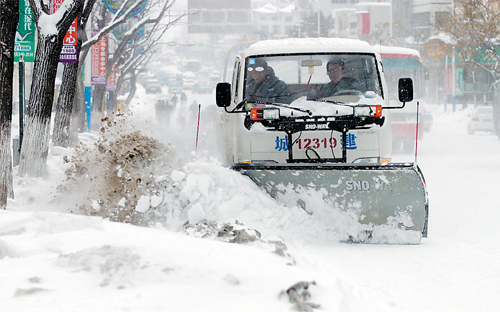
[2,95,500,311]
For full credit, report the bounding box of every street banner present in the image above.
[51,0,78,63]
[60,18,78,62]
[15,0,35,62]
[91,31,107,85]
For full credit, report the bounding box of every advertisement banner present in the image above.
[15,0,35,62]
[91,31,107,85]
[51,0,78,63]
[60,18,78,62]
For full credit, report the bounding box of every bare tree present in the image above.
[52,0,181,147]
[52,0,97,147]
[438,1,500,79]
[87,0,184,117]
[19,0,85,177]
[106,0,185,110]
[0,1,19,208]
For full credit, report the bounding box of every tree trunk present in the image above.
[53,0,95,145]
[18,0,85,177]
[19,35,64,177]
[52,61,78,147]
[125,72,138,106]
[0,1,18,208]
[74,71,87,134]
[92,84,106,129]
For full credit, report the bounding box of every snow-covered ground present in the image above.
[2,88,500,312]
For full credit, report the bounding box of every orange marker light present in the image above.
[250,108,263,121]
[371,105,383,117]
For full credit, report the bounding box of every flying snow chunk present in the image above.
[155,175,168,183]
[91,200,100,212]
[136,196,150,213]
[151,194,163,208]
[188,203,205,224]
[117,198,126,207]
[171,170,186,183]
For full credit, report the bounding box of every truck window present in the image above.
[244,53,382,104]
[232,59,241,103]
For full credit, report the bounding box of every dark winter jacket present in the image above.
[246,75,291,104]
[309,77,362,99]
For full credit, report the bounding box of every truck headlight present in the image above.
[353,105,382,118]
[250,108,280,121]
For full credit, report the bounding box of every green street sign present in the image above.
[15,0,35,62]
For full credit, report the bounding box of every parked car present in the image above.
[468,106,494,134]
[145,79,162,94]
[183,71,196,90]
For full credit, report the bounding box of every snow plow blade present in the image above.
[233,162,428,240]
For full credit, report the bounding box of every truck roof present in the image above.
[243,38,377,57]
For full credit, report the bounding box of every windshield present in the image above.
[243,53,383,106]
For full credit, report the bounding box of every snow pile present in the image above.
[51,108,423,244]
[58,112,180,225]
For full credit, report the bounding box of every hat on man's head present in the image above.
[327,59,345,70]
[248,58,268,72]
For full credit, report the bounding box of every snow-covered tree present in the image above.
[52,0,182,147]
[19,0,85,177]
[438,0,500,79]
[437,0,500,107]
[52,0,97,147]
[0,1,19,208]
[104,0,185,110]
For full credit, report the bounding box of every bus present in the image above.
[378,46,428,152]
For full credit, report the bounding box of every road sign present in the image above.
[387,37,399,47]
[425,39,447,62]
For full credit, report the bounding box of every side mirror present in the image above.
[216,82,231,107]
[398,78,414,103]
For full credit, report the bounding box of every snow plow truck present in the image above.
[214,38,428,242]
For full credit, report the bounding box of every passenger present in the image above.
[310,59,361,99]
[246,59,291,104]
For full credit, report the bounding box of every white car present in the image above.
[468,106,494,134]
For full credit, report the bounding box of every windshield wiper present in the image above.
[265,102,313,115]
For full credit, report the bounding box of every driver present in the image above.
[311,59,361,99]
[246,59,291,104]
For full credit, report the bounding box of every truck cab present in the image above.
[215,38,396,165]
